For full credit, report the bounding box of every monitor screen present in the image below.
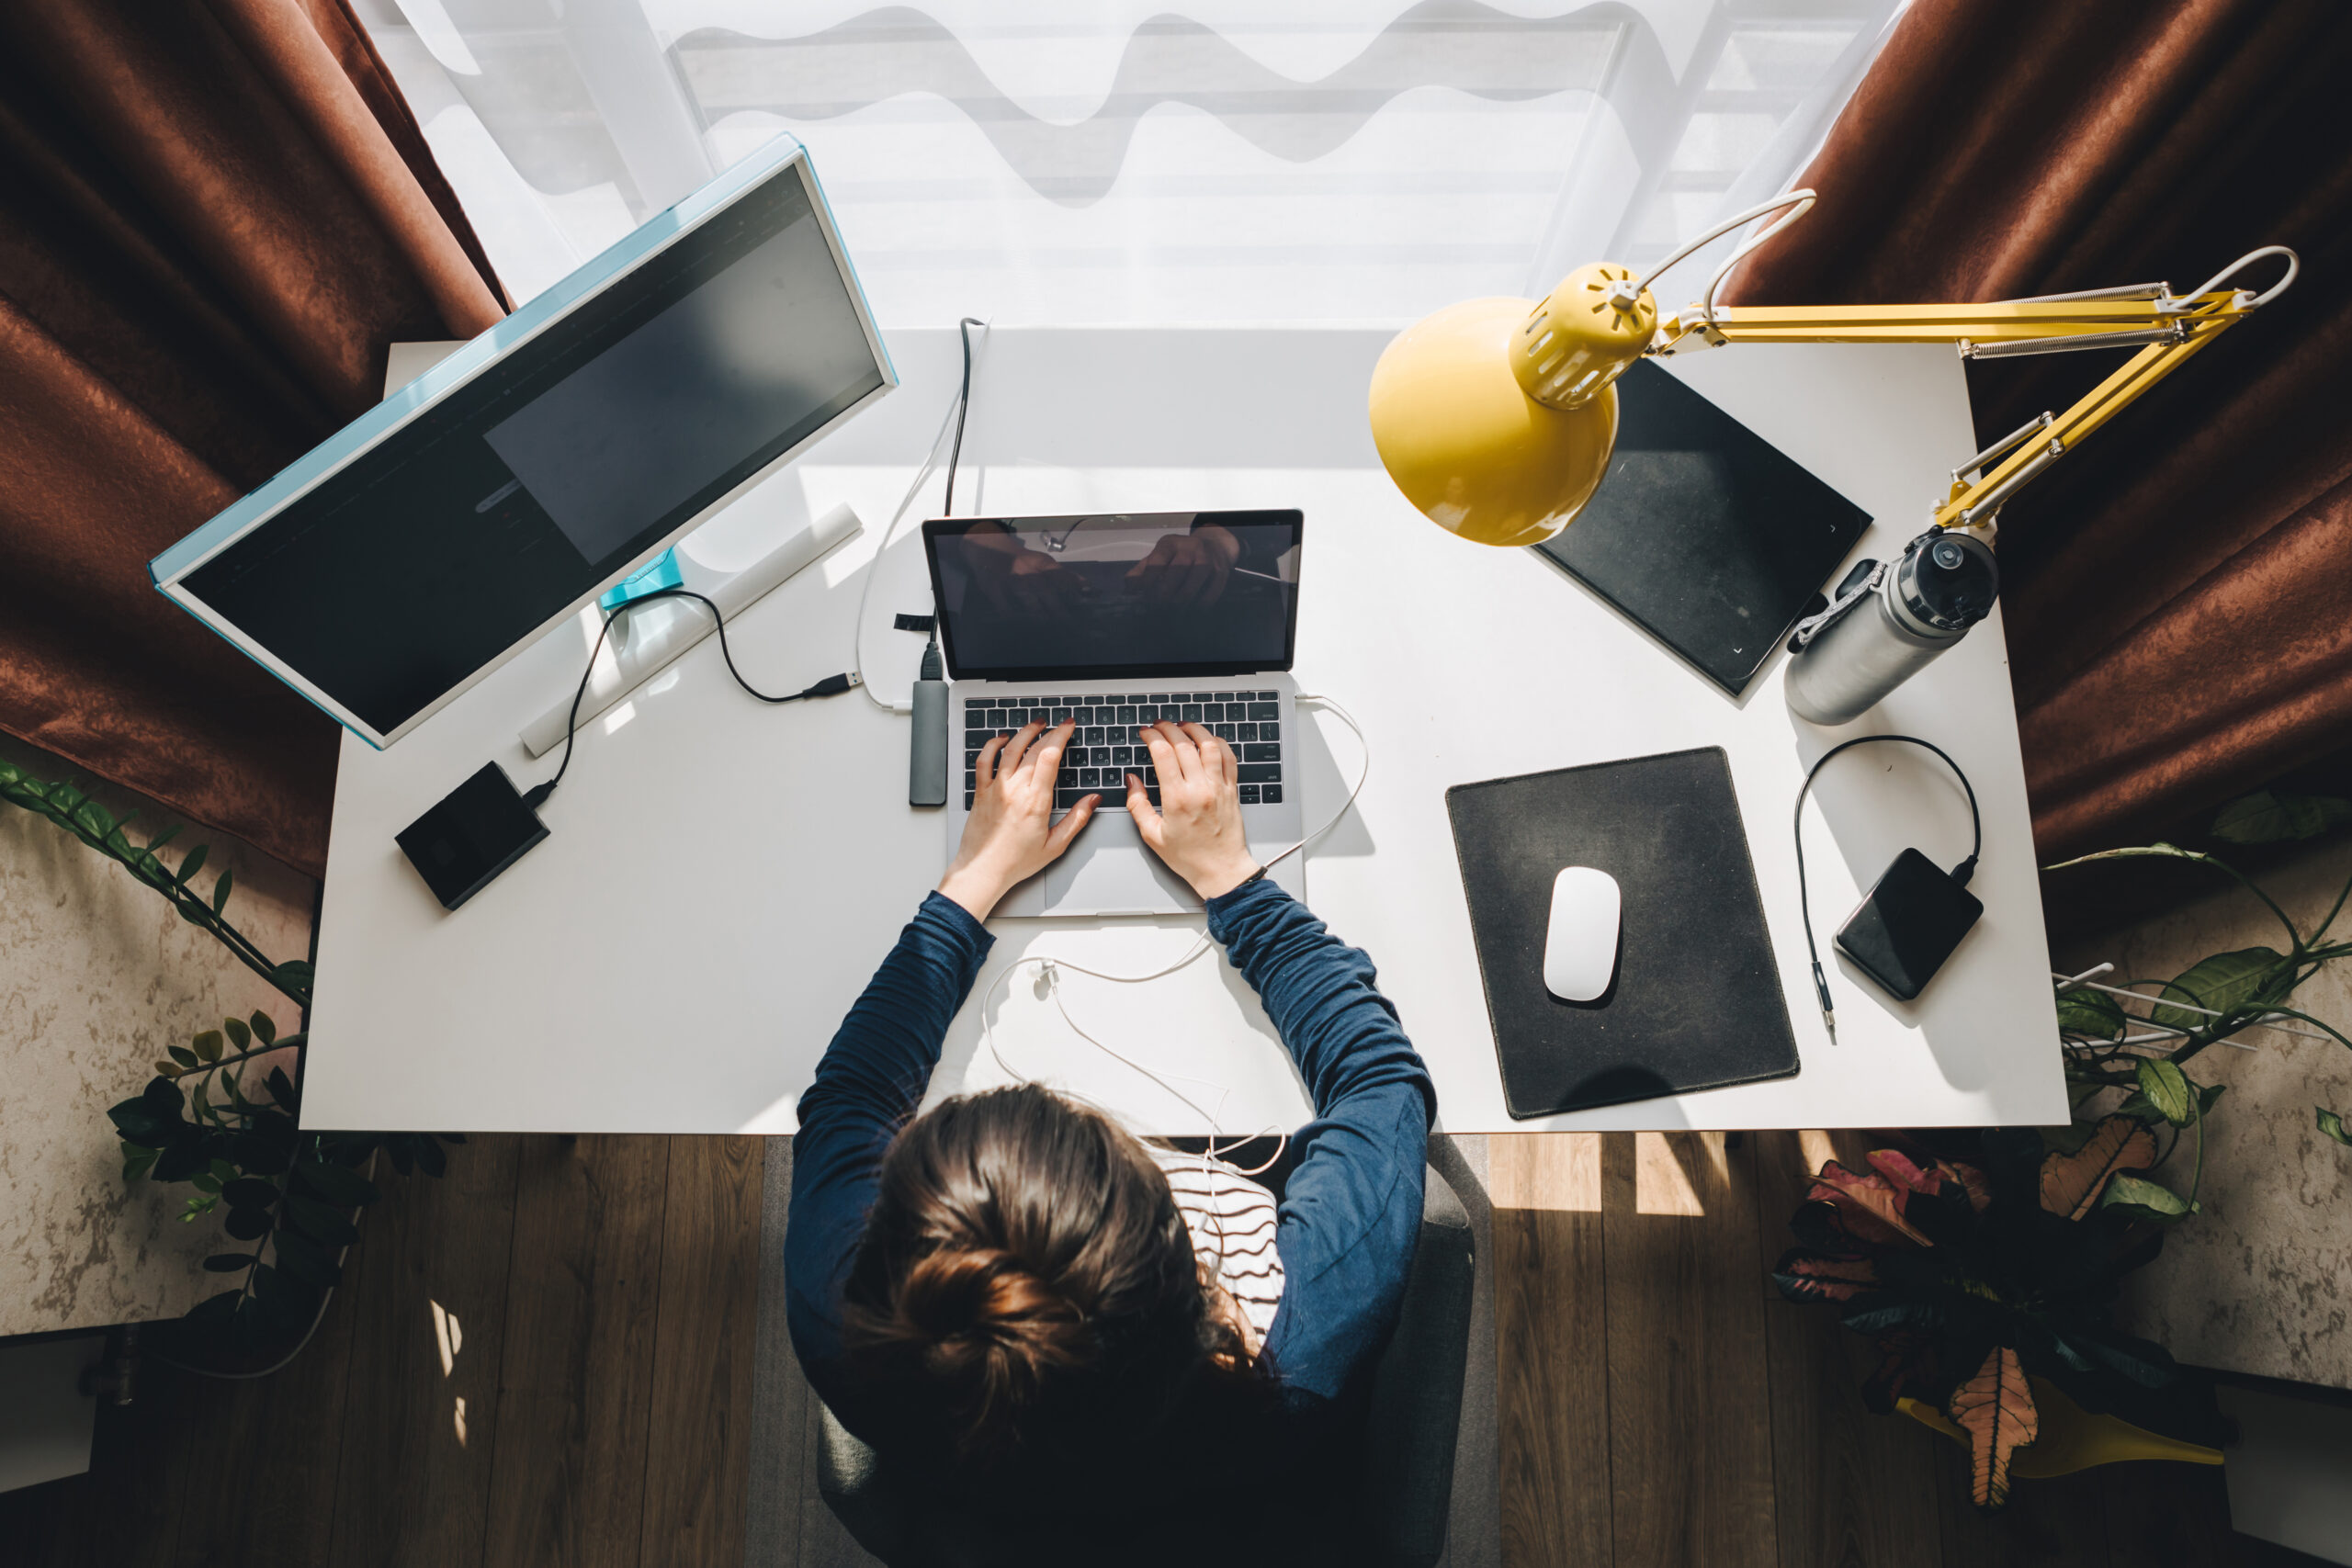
[925,511,1303,681]
[161,141,889,744]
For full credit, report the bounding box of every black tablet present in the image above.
[1534,359,1871,694]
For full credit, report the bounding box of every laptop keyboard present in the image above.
[963,691,1283,811]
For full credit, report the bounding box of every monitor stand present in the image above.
[519,493,865,757]
[600,547,685,615]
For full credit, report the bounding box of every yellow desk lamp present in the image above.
[1367,192,2296,716]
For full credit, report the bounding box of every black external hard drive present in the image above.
[1834,847,1983,1002]
[395,762,548,910]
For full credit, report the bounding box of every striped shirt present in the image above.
[1148,1145,1285,1337]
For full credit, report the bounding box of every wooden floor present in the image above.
[0,1131,2300,1567]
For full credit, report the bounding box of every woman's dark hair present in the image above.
[840,1084,1261,1483]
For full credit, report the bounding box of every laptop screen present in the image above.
[924,511,1302,682]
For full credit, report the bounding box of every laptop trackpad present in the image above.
[1045,814,1200,915]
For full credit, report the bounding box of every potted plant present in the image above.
[2,757,458,1362]
[1771,1122,2222,1508]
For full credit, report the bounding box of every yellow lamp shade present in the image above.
[1370,265,1657,547]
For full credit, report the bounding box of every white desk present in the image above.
[305,325,2065,1136]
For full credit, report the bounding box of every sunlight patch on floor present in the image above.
[430,1299,463,1378]
[1634,1131,1706,1216]
[1488,1133,1600,1212]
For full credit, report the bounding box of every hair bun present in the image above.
[897,1247,1091,1393]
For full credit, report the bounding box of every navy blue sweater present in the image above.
[786,878,1435,1438]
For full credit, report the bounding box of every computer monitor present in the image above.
[149,135,894,750]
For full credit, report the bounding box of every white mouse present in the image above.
[1543,866,1622,1002]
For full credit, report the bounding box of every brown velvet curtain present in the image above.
[1723,0,2352,862]
[0,0,507,878]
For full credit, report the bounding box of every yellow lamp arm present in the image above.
[1645,246,2295,532]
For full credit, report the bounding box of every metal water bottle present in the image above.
[1786,530,1998,727]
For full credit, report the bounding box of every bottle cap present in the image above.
[1896,531,1998,633]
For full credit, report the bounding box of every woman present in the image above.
[786,716,1433,1558]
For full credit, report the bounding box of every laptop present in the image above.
[924,510,1308,918]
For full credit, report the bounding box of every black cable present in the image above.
[1792,733,1982,1041]
[526,586,856,809]
[923,316,986,676]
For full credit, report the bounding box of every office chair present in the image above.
[815,1162,1477,1567]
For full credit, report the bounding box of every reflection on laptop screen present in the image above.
[926,511,1302,681]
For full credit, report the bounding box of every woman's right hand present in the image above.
[1125,721,1260,900]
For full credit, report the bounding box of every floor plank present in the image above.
[639,1136,762,1568]
[169,1271,360,1568]
[31,1332,198,1568]
[2099,1460,2246,1567]
[1754,1132,1944,1568]
[1492,1134,1611,1568]
[1601,1132,1777,1568]
[326,1134,525,1568]
[482,1135,672,1568]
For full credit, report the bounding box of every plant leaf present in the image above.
[269,1227,342,1290]
[211,866,233,915]
[283,1193,360,1247]
[1805,1160,1932,1246]
[2054,987,2125,1040]
[2211,790,2352,844]
[1864,1148,1949,1196]
[2134,1058,2196,1127]
[192,1029,224,1064]
[2101,1173,2198,1224]
[2318,1108,2352,1147]
[168,1044,199,1069]
[1771,1250,1879,1303]
[223,1204,274,1241]
[176,841,209,884]
[2151,948,2290,1032]
[202,1253,257,1273]
[2040,1114,2159,1219]
[221,1017,251,1053]
[250,1010,277,1046]
[291,1159,379,1208]
[1950,1346,2038,1511]
[221,1177,279,1210]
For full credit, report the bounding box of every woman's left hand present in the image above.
[937,720,1098,920]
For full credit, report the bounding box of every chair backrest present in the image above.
[815,1163,1477,1568]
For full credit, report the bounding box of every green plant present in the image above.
[0,761,313,1006]
[2047,786,2352,1201]
[1773,1122,2215,1510]
[107,1010,460,1352]
[2,756,458,1353]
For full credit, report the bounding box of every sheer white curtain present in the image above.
[355,0,1901,323]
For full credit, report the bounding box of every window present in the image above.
[360,0,1901,321]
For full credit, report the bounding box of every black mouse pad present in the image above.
[1446,747,1799,1117]
[1533,359,1871,694]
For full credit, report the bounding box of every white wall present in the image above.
[0,738,315,1338]
[2053,835,2352,1392]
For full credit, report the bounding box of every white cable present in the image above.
[1697,190,1816,331]
[973,692,1371,1172]
[1262,694,1370,871]
[854,321,992,711]
[2157,245,2300,313]
[1626,188,1816,329]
